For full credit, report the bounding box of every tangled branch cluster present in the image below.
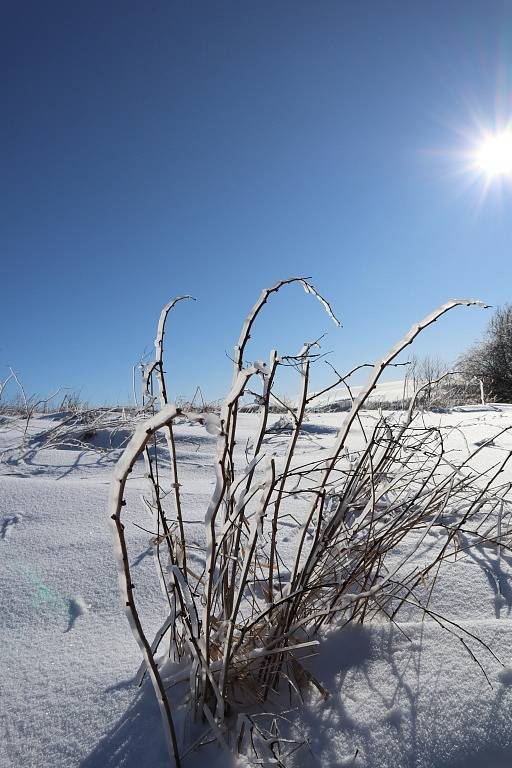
[108,280,510,767]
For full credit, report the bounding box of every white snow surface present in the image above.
[2,408,512,767]
[304,378,415,411]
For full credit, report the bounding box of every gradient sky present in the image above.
[2,1,512,404]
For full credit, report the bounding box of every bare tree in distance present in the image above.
[459,304,512,403]
[405,354,449,407]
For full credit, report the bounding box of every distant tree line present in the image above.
[458,304,512,403]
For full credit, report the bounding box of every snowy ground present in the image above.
[308,378,415,409]
[2,406,512,767]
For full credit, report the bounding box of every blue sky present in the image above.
[2,1,512,404]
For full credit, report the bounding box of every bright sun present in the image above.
[476,131,512,177]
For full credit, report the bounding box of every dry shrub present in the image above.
[108,281,511,766]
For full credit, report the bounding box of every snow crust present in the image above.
[2,407,512,767]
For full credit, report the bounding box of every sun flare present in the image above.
[476,131,512,177]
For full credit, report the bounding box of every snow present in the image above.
[2,406,512,767]
[310,378,415,409]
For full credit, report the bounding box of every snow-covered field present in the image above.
[3,406,512,768]
[308,378,415,409]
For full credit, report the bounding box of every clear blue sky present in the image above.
[2,1,512,404]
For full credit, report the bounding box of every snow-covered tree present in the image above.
[459,304,512,403]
